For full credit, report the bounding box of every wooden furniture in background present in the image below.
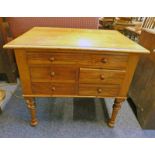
[113,17,135,32]
[0,17,18,83]
[99,17,143,32]
[4,27,149,127]
[129,29,155,129]
[125,17,155,40]
[0,89,5,101]
[99,17,115,29]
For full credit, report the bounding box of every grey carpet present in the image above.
[0,86,155,138]
[0,81,18,111]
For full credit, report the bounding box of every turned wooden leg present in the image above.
[25,97,38,126]
[108,98,126,128]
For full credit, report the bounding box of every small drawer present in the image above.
[79,68,126,85]
[29,66,78,83]
[32,82,77,95]
[27,52,91,65]
[79,84,120,97]
[31,82,51,95]
[92,54,128,69]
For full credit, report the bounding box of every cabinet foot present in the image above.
[107,120,115,128]
[30,120,38,127]
[108,98,126,127]
[25,97,38,127]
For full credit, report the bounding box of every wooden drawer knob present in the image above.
[101,58,107,63]
[97,88,102,93]
[100,74,104,80]
[49,57,55,61]
[50,71,55,76]
[51,87,56,91]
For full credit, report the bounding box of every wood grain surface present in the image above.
[4,27,149,53]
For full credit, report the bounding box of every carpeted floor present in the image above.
[0,85,155,138]
[0,81,18,111]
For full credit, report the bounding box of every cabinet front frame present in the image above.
[14,49,140,98]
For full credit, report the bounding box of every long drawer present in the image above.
[31,82,77,95]
[79,84,120,97]
[29,65,78,83]
[27,51,128,69]
[27,52,91,65]
[79,68,126,84]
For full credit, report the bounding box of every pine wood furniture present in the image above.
[129,29,155,129]
[3,27,149,127]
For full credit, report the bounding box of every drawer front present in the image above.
[32,82,77,95]
[27,52,91,65]
[27,52,128,69]
[92,54,128,69]
[79,84,120,97]
[31,82,51,95]
[79,68,126,84]
[30,66,78,83]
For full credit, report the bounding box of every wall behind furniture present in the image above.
[7,17,99,37]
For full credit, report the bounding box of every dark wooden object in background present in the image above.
[99,17,115,29]
[0,17,17,83]
[129,29,155,129]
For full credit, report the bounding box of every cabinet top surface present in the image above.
[4,27,149,54]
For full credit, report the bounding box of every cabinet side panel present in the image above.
[118,54,140,97]
[14,49,32,95]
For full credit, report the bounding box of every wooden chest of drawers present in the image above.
[4,27,149,127]
[27,50,127,98]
